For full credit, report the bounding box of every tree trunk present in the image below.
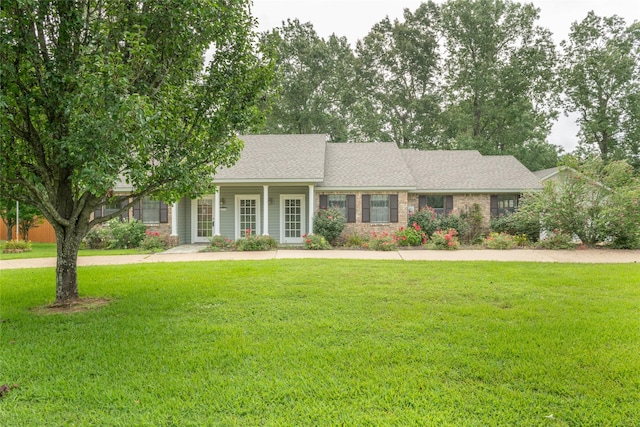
[54,227,84,304]
[5,224,12,241]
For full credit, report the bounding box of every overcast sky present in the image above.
[250,0,640,152]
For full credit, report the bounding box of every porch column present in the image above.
[171,202,178,237]
[263,185,269,235]
[214,190,221,236]
[308,184,314,235]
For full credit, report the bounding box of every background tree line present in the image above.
[257,0,640,172]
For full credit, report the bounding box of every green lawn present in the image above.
[1,260,639,426]
[0,242,146,260]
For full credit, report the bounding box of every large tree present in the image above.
[259,19,356,142]
[354,2,441,148]
[438,0,560,169]
[0,0,273,304]
[560,12,640,167]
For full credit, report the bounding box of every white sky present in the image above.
[251,0,640,152]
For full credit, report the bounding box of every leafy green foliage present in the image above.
[236,234,278,251]
[516,159,640,247]
[354,2,441,148]
[303,234,331,250]
[0,0,274,302]
[259,19,356,141]
[209,236,235,251]
[139,230,166,253]
[437,0,560,170]
[106,219,147,249]
[429,228,460,250]
[394,225,426,246]
[483,232,517,249]
[313,208,346,245]
[365,232,398,251]
[535,231,576,250]
[491,212,541,242]
[560,12,640,166]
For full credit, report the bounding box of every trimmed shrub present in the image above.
[429,228,460,250]
[410,207,438,237]
[140,230,166,252]
[366,231,397,251]
[236,234,278,251]
[313,208,346,245]
[483,232,517,249]
[491,212,540,242]
[106,219,147,249]
[2,239,32,253]
[395,224,426,246]
[210,236,235,251]
[535,231,575,250]
[303,234,331,250]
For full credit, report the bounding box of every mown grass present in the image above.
[0,242,144,260]
[1,260,639,426]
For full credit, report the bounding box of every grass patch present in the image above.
[0,242,145,260]
[1,260,639,425]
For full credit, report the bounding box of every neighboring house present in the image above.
[111,134,543,244]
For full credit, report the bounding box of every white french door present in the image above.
[235,195,260,239]
[191,197,215,243]
[280,195,305,244]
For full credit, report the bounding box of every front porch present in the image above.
[173,184,317,245]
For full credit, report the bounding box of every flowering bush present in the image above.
[236,232,277,251]
[429,228,460,250]
[303,234,331,250]
[483,232,517,249]
[210,236,235,251]
[140,229,166,252]
[395,223,426,246]
[410,207,439,237]
[313,208,346,245]
[513,233,528,247]
[365,231,398,251]
[2,239,32,253]
[106,218,147,249]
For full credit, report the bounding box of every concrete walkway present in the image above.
[1,247,639,270]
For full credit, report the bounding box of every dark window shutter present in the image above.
[133,201,141,221]
[362,194,370,223]
[120,199,129,221]
[94,207,103,219]
[490,195,499,217]
[419,195,426,211]
[516,194,521,208]
[347,195,356,223]
[160,201,168,223]
[319,195,328,210]
[445,195,453,215]
[389,194,398,223]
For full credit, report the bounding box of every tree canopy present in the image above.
[560,12,640,168]
[258,0,566,171]
[0,0,273,303]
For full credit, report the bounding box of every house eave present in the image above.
[316,186,416,192]
[410,188,542,194]
[213,178,324,185]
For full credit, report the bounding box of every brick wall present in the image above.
[316,191,409,238]
[407,193,492,226]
